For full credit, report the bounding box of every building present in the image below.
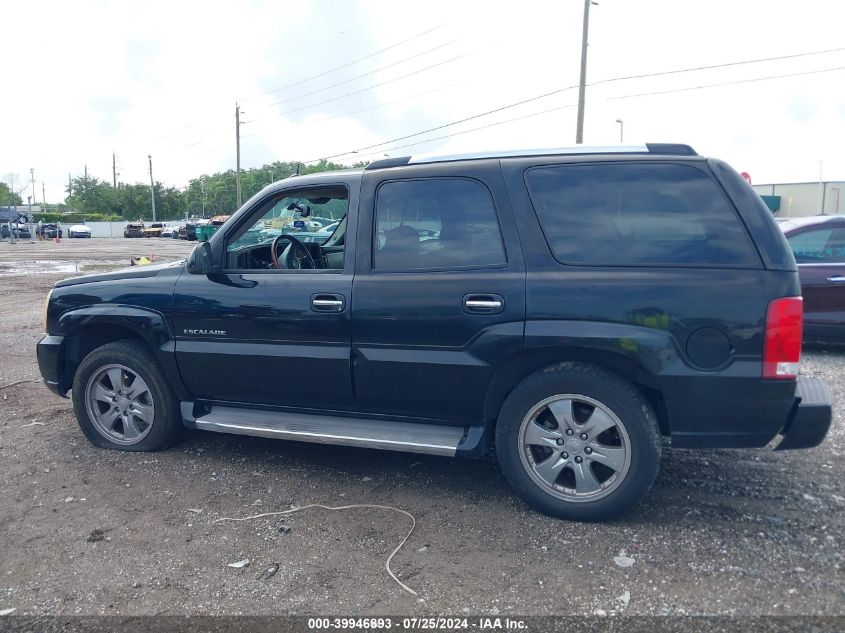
[752,182,845,218]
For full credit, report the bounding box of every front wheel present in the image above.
[496,362,661,521]
[71,340,182,451]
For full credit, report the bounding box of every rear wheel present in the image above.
[71,340,181,451]
[496,362,661,521]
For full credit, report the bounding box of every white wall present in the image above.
[753,182,845,217]
[47,221,167,238]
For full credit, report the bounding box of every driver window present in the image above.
[225,186,348,271]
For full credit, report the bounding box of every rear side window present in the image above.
[787,228,845,263]
[374,178,507,270]
[524,163,759,267]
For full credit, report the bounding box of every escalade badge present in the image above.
[183,329,227,336]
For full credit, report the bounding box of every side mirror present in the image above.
[186,241,220,275]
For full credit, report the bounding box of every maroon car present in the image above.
[779,215,845,342]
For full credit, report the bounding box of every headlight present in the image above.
[44,289,53,332]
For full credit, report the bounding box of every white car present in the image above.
[317,221,340,235]
[67,224,92,238]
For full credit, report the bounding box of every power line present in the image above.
[153,43,845,157]
[240,79,467,141]
[241,23,446,102]
[608,65,845,100]
[593,45,845,88]
[261,40,456,109]
[248,49,474,124]
[303,63,845,164]
[155,121,200,142]
[346,102,580,163]
[318,47,845,161]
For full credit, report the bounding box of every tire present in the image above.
[71,340,182,451]
[495,362,661,521]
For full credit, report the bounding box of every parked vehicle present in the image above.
[37,223,64,239]
[316,221,340,236]
[67,224,92,238]
[143,222,167,238]
[778,214,845,342]
[160,225,177,238]
[1,223,31,239]
[37,144,831,521]
[124,222,145,238]
[169,225,184,239]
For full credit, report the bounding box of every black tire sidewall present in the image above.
[496,365,661,521]
[71,341,181,452]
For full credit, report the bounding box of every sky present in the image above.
[2,0,845,205]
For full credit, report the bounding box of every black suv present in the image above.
[37,223,63,239]
[36,144,832,520]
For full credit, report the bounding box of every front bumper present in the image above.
[775,376,832,450]
[36,334,65,396]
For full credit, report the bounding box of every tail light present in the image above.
[763,297,803,379]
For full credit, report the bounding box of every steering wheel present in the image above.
[270,234,317,270]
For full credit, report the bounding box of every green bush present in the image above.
[33,212,122,223]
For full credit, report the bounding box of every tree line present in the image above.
[3,159,363,221]
[62,159,362,221]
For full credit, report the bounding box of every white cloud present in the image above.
[2,0,844,203]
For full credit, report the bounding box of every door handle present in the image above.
[463,294,504,314]
[826,276,845,282]
[311,294,345,312]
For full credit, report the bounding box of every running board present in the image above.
[193,406,466,457]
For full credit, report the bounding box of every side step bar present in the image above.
[192,406,466,457]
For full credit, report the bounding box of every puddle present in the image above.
[0,259,127,276]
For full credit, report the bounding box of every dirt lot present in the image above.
[0,238,843,616]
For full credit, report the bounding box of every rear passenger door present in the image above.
[351,161,525,424]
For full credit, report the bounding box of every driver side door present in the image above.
[171,181,358,412]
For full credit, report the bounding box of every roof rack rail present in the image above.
[365,143,698,170]
[644,143,697,156]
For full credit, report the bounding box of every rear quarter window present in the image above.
[524,162,759,268]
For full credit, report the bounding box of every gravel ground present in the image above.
[0,238,842,617]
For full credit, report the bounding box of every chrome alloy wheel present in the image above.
[84,364,155,445]
[518,394,631,502]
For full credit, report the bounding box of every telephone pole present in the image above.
[148,154,156,222]
[42,182,46,207]
[112,152,118,188]
[235,103,242,208]
[84,164,88,180]
[30,168,36,210]
[575,0,594,144]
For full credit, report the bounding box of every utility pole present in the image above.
[84,164,88,180]
[235,103,242,208]
[112,152,118,188]
[28,195,34,242]
[68,173,72,209]
[148,154,156,222]
[575,0,594,144]
[30,168,36,211]
[42,181,46,207]
[200,178,206,218]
